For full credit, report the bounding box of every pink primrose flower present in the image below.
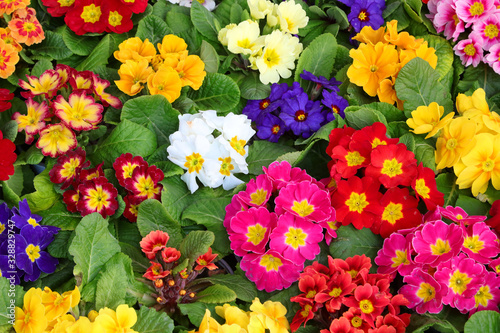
[461,222,500,263]
[224,195,249,233]
[438,205,486,226]
[400,268,447,314]
[433,0,465,41]
[375,233,415,277]
[237,174,273,207]
[453,36,484,67]
[426,0,440,21]
[318,210,338,246]
[489,257,500,274]
[485,44,500,74]
[469,271,500,315]
[456,0,496,27]
[263,160,312,190]
[472,13,500,50]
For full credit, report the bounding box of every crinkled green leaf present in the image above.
[136,15,173,47]
[247,141,296,175]
[21,168,59,213]
[178,303,219,327]
[136,199,183,248]
[15,145,44,166]
[31,59,53,77]
[200,40,219,74]
[344,106,387,129]
[187,73,240,113]
[191,1,220,42]
[62,27,100,56]
[47,230,73,259]
[197,274,257,302]
[76,35,116,71]
[436,173,460,207]
[160,176,193,226]
[455,195,490,216]
[95,253,135,309]
[179,230,214,264]
[0,120,17,142]
[424,35,454,82]
[134,306,175,333]
[239,72,271,100]
[464,310,500,333]
[31,31,73,60]
[197,284,237,303]
[39,201,81,231]
[413,136,436,171]
[295,33,337,83]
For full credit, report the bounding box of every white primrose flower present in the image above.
[277,0,309,35]
[248,0,274,20]
[178,112,215,137]
[217,113,255,169]
[203,138,246,190]
[178,0,216,11]
[226,20,265,56]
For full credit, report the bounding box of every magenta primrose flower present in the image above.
[455,0,496,27]
[433,0,465,41]
[262,160,312,190]
[485,44,500,74]
[461,222,500,264]
[471,13,500,50]
[375,233,415,277]
[470,271,500,315]
[237,174,273,208]
[453,36,484,67]
[400,268,447,314]
[412,220,464,267]
[223,196,249,233]
[438,205,486,226]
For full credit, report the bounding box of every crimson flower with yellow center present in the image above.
[49,147,89,189]
[411,163,445,210]
[76,176,118,218]
[65,0,107,35]
[124,164,164,200]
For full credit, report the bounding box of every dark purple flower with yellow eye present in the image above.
[15,225,59,281]
[348,0,385,33]
[0,255,22,285]
[256,113,287,142]
[321,90,348,121]
[300,70,341,92]
[0,202,11,244]
[11,199,59,236]
[242,83,288,123]
[280,91,325,138]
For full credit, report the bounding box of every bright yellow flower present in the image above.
[457,133,500,195]
[51,314,76,333]
[147,66,182,103]
[482,111,500,134]
[406,102,454,139]
[219,324,247,333]
[115,59,154,96]
[169,53,206,90]
[114,37,156,63]
[88,310,99,322]
[67,316,93,333]
[399,42,438,69]
[41,286,80,322]
[347,42,399,96]
[248,299,289,333]
[216,304,250,328]
[384,20,421,49]
[93,304,138,333]
[456,88,490,115]
[36,123,77,157]
[435,117,477,169]
[157,34,188,60]
[352,25,386,45]
[195,309,220,333]
[14,288,47,333]
[377,77,403,110]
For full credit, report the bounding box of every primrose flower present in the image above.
[453,37,484,67]
[455,86,491,115]
[470,271,500,314]
[195,248,218,271]
[115,59,153,96]
[249,298,290,333]
[348,0,385,33]
[13,98,49,138]
[0,0,30,15]
[8,13,44,46]
[461,222,500,263]
[114,37,156,63]
[0,131,16,182]
[42,286,80,322]
[412,163,444,210]
[76,177,118,218]
[321,90,348,121]
[64,0,107,35]
[263,160,312,190]
[407,102,454,139]
[93,304,138,333]
[14,288,48,333]
[435,117,477,170]
[19,70,61,98]
[375,233,414,276]
[143,261,170,280]
[123,164,164,200]
[140,230,170,260]
[472,14,500,51]
[237,174,273,208]
[280,91,325,138]
[276,0,308,34]
[36,124,77,157]
[92,75,122,108]
[248,0,274,20]
[485,44,500,74]
[157,34,188,60]
[400,268,447,314]
[54,92,103,131]
[226,20,264,56]
[0,39,19,79]
[433,0,465,41]
[343,284,390,327]
[243,82,287,123]
[147,66,182,103]
[0,87,14,112]
[170,53,206,90]
[439,205,486,226]
[113,153,148,187]
[366,143,417,188]
[456,0,496,27]
[10,199,58,236]
[49,147,89,189]
[106,4,134,34]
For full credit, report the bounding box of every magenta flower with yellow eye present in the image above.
[54,91,103,131]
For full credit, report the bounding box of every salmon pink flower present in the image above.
[8,15,45,46]
[124,164,164,200]
[0,0,29,15]
[275,181,332,222]
[321,317,357,333]
[413,220,464,267]
[161,247,181,263]
[0,39,19,79]
[113,153,148,187]
[76,177,118,218]
[19,70,61,98]
[54,91,103,131]
[366,144,417,188]
[13,98,48,137]
[375,233,414,276]
[439,205,486,226]
[400,268,446,314]
[461,222,500,263]
[140,230,170,260]
[49,147,89,189]
[470,271,500,314]
[228,207,277,256]
[412,163,444,210]
[36,124,77,157]
[143,261,170,280]
[453,37,483,67]
[269,213,324,264]
[240,250,301,292]
[123,194,143,223]
[343,284,390,327]
[195,248,218,271]
[0,130,16,181]
[237,174,273,208]
[262,160,312,190]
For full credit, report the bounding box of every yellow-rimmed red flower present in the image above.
[77,176,118,218]
[114,37,156,63]
[406,102,454,139]
[8,16,45,46]
[124,164,164,200]
[147,66,182,103]
[36,124,77,157]
[0,0,30,15]
[41,286,80,322]
[93,304,138,333]
[435,117,477,170]
[0,39,19,79]
[0,27,22,52]
[54,91,103,131]
[115,59,153,96]
[14,287,48,333]
[157,34,188,60]
[168,53,206,90]
[347,42,399,96]
[19,69,61,98]
[13,98,49,136]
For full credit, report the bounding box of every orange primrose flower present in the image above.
[8,16,45,46]
[147,66,182,103]
[0,0,30,15]
[0,27,22,52]
[115,59,153,96]
[0,39,20,79]
[170,53,206,90]
[157,34,188,60]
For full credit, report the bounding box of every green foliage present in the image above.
[178,303,219,327]
[464,311,500,333]
[134,306,175,333]
[95,253,135,309]
[247,141,296,175]
[136,15,173,46]
[76,35,116,71]
[238,72,271,100]
[196,274,258,302]
[39,201,81,231]
[0,277,25,327]
[62,27,100,56]
[136,199,183,248]
[191,1,220,42]
[179,230,215,264]
[197,284,237,303]
[187,73,240,113]
[200,40,220,74]
[21,168,59,213]
[31,31,73,60]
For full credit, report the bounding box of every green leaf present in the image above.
[329,225,383,265]
[436,173,460,207]
[136,15,173,47]
[121,95,180,146]
[294,33,337,82]
[197,274,257,302]
[455,195,490,216]
[39,201,81,231]
[134,306,175,333]
[47,230,73,259]
[423,35,454,82]
[344,106,387,129]
[62,27,100,56]
[200,40,219,74]
[21,168,59,213]
[89,119,157,168]
[0,277,25,327]
[31,59,53,77]
[187,73,240,113]
[95,253,134,310]
[239,72,271,100]
[136,199,183,248]
[395,57,453,112]
[191,1,220,42]
[160,176,193,226]
[68,213,121,287]
[0,120,17,142]
[408,314,461,333]
[15,145,44,166]
[247,141,296,175]
[465,311,500,333]
[3,165,22,197]
[197,284,237,303]
[413,136,436,171]
[179,230,214,264]
[31,31,73,60]
[178,303,218,327]
[119,242,150,272]
[76,35,116,71]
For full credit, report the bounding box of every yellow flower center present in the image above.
[345,151,365,166]
[430,238,451,255]
[237,38,251,49]
[464,44,476,56]
[300,304,312,318]
[123,163,137,178]
[415,179,430,199]
[230,136,247,156]
[27,217,39,227]
[382,203,403,225]
[370,65,378,72]
[348,269,358,279]
[87,187,110,211]
[259,99,270,109]
[23,22,36,33]
[449,270,472,295]
[381,158,403,177]
[482,158,495,172]
[0,224,4,235]
[54,295,64,306]
[446,138,458,150]
[453,14,460,25]
[351,316,362,328]
[198,259,207,266]
[371,137,386,148]
[26,244,41,262]
[218,157,234,176]
[246,224,267,245]
[57,0,75,6]
[416,282,436,302]
[263,48,281,67]
[475,285,493,307]
[391,250,410,267]
[284,227,307,249]
[484,24,499,39]
[108,11,123,27]
[259,254,283,272]
[358,10,368,21]
[24,312,31,324]
[184,153,204,173]
[305,290,316,298]
[359,299,374,314]
[345,192,369,213]
[291,199,315,217]
[469,2,484,16]
[329,287,342,297]
[250,189,268,206]
[272,125,281,134]
[81,4,102,24]
[136,175,159,198]
[61,158,80,179]
[463,235,485,253]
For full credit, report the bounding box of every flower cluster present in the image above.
[376,205,500,316]
[290,255,411,333]
[0,200,59,283]
[430,88,500,196]
[327,122,444,238]
[114,35,206,102]
[218,0,307,84]
[167,110,255,193]
[0,129,17,181]
[190,298,290,333]
[426,0,500,72]
[140,230,219,313]
[347,20,438,108]
[338,0,385,33]
[42,0,148,35]
[0,2,45,78]
[243,70,348,141]
[225,160,337,292]
[13,65,121,157]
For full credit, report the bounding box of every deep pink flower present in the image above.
[318,210,338,246]
[438,205,486,226]
[412,220,464,267]
[375,233,415,277]
[262,160,312,191]
[400,268,447,314]
[269,212,324,264]
[471,13,500,50]
[485,44,500,74]
[461,222,500,263]
[223,196,249,233]
[237,174,273,207]
[240,250,302,292]
[453,36,484,67]
[489,257,500,274]
[433,0,465,41]
[456,0,496,27]
[469,271,500,315]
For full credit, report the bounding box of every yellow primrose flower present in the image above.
[226,20,264,56]
[456,133,500,196]
[195,309,220,333]
[147,66,182,103]
[14,288,47,333]
[114,37,156,63]
[67,316,93,333]
[115,59,154,96]
[248,299,289,333]
[352,25,387,45]
[219,324,247,333]
[36,123,77,158]
[456,88,490,115]
[93,304,138,333]
[41,286,80,322]
[51,314,76,333]
[248,0,274,20]
[399,42,438,69]
[406,102,454,139]
[157,34,188,60]
[216,304,250,328]
[377,77,403,110]
[347,42,399,96]
[276,0,309,35]
[218,23,237,46]
[384,20,421,49]
[88,310,99,322]
[435,117,477,170]
[482,111,500,134]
